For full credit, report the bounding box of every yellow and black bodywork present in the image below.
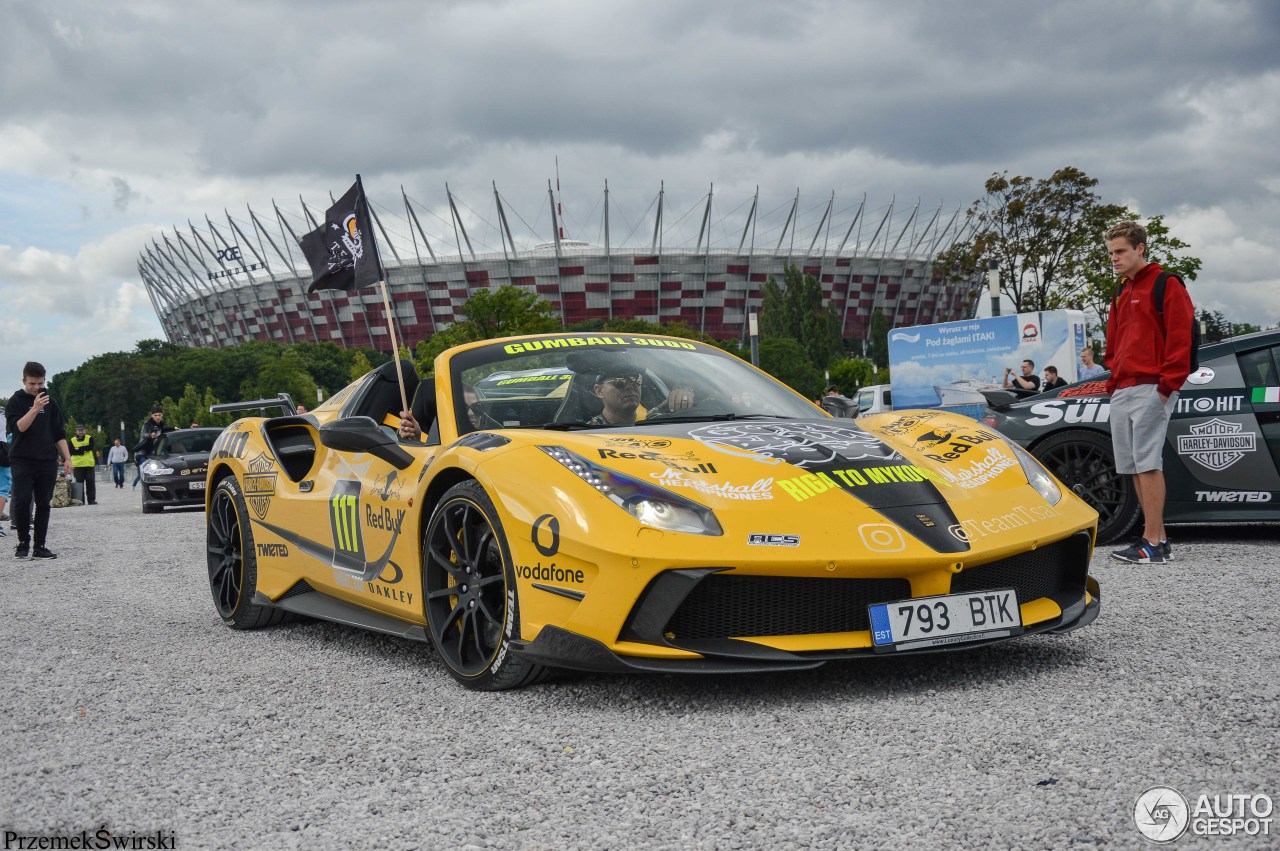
[205,333,1101,690]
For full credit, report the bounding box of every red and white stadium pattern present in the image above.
[137,186,977,350]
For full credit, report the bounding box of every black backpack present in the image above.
[1112,271,1200,373]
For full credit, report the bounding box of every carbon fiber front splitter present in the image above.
[512,579,1101,674]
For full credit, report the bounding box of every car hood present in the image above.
[519,418,1026,554]
[151,453,210,471]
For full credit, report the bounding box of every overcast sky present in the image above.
[3,0,1278,395]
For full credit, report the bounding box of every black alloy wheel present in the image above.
[1033,430,1140,545]
[422,481,546,690]
[206,477,291,629]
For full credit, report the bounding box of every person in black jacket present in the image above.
[1042,365,1069,390]
[132,407,174,489]
[5,362,73,560]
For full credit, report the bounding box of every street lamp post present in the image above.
[987,259,1001,317]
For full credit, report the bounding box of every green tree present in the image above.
[759,338,823,398]
[239,349,318,407]
[157,384,232,428]
[412,323,479,376]
[412,285,560,374]
[936,168,1130,313]
[827,357,881,394]
[758,264,842,389]
[760,265,841,368]
[162,385,208,428]
[52,351,158,449]
[292,342,371,398]
[463,285,559,339]
[349,351,374,383]
[865,309,890,370]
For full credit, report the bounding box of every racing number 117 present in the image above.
[897,602,951,636]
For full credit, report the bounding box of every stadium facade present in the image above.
[137,181,978,351]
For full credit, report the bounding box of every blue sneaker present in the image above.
[1161,540,1172,561]
[1112,539,1167,564]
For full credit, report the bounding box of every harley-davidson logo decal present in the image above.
[1177,419,1256,471]
[244,452,278,519]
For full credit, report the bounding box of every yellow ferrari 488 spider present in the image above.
[205,333,1100,690]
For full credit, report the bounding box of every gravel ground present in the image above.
[2,483,1278,850]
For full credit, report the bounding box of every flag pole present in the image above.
[356,173,409,417]
[379,279,410,415]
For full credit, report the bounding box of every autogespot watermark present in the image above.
[1134,786,1273,843]
[2,828,176,850]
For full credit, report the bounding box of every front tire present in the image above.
[1033,429,1140,544]
[206,477,293,629]
[422,480,547,690]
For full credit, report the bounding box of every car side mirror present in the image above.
[318,417,414,470]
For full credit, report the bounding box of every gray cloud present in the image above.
[0,0,1277,383]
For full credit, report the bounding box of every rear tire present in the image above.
[422,480,548,690]
[1032,429,1139,544]
[207,477,294,629]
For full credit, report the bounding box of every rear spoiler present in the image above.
[209,393,297,417]
[978,388,1020,410]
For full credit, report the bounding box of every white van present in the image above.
[855,384,892,418]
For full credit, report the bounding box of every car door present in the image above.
[1164,342,1280,518]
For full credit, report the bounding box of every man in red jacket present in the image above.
[1104,221,1194,564]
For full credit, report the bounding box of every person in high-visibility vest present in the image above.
[69,424,97,506]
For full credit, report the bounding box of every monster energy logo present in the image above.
[329,481,365,559]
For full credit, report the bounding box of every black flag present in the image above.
[299,176,384,292]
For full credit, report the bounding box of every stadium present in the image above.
[137,180,977,350]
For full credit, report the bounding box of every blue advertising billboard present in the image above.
[888,310,1088,409]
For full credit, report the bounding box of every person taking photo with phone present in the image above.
[4,362,73,560]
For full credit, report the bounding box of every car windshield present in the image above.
[156,430,220,455]
[448,336,822,431]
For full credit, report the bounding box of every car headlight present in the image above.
[141,460,174,477]
[539,446,723,536]
[1007,441,1062,506]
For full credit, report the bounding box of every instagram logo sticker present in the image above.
[859,524,905,553]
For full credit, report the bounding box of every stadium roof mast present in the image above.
[775,189,799,256]
[735,187,760,349]
[204,214,269,344]
[493,181,518,286]
[888,200,921,320]
[904,202,943,326]
[554,156,568,241]
[547,180,562,262]
[135,256,170,340]
[177,225,252,342]
[403,186,438,336]
[248,203,321,343]
[546,180,567,328]
[152,235,207,337]
[604,179,613,321]
[808,192,834,258]
[855,199,896,342]
[696,183,714,331]
[224,208,295,344]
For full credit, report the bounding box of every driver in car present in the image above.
[587,368,697,426]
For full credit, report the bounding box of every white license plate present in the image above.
[188,481,206,490]
[869,588,1021,651]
